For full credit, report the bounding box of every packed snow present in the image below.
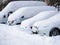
[0,24,60,45]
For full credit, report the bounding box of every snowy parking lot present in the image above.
[0,1,60,45]
[0,24,60,45]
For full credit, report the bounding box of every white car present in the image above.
[32,12,60,37]
[7,6,57,25]
[20,11,58,31]
[0,1,47,24]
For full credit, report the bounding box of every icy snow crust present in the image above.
[8,6,57,25]
[0,24,60,45]
[20,11,58,30]
[0,1,47,23]
[32,12,60,36]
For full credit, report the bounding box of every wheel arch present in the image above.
[49,27,60,36]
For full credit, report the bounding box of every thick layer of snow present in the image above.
[0,24,60,45]
[0,1,47,23]
[20,11,58,31]
[2,1,47,13]
[7,6,57,25]
[32,12,60,36]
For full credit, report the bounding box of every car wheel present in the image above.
[49,27,60,36]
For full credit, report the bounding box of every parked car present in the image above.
[0,1,47,24]
[32,12,60,37]
[7,6,57,25]
[20,11,58,31]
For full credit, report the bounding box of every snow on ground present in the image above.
[0,24,60,45]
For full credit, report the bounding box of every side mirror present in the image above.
[21,16,24,18]
[8,11,13,17]
[3,15,6,18]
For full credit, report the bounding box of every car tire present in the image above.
[49,27,60,36]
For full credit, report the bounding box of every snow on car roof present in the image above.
[0,1,47,18]
[33,12,60,27]
[8,6,57,21]
[1,1,47,14]
[21,11,58,27]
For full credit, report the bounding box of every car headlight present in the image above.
[8,20,14,23]
[8,20,14,25]
[32,26,39,34]
[32,26,38,31]
[33,26,38,29]
[11,21,14,23]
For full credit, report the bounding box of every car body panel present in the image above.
[32,12,60,36]
[20,11,58,31]
[0,1,47,23]
[7,6,57,25]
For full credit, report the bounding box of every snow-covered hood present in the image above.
[33,12,60,29]
[21,11,58,28]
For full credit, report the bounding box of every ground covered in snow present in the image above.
[0,24,60,45]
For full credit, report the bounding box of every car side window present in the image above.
[8,11,13,17]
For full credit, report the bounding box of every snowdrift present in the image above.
[0,1,47,24]
[0,24,60,45]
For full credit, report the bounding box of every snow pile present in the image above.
[0,1,47,18]
[0,24,60,45]
[33,12,60,28]
[0,1,47,23]
[8,6,57,21]
[20,11,58,31]
[7,6,57,25]
[1,1,47,13]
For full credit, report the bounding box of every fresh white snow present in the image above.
[0,1,47,23]
[7,6,57,25]
[20,11,58,32]
[0,1,59,45]
[32,12,60,36]
[0,24,60,45]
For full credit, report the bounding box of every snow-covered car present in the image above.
[7,6,57,25]
[32,12,60,37]
[20,11,58,31]
[0,1,47,24]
